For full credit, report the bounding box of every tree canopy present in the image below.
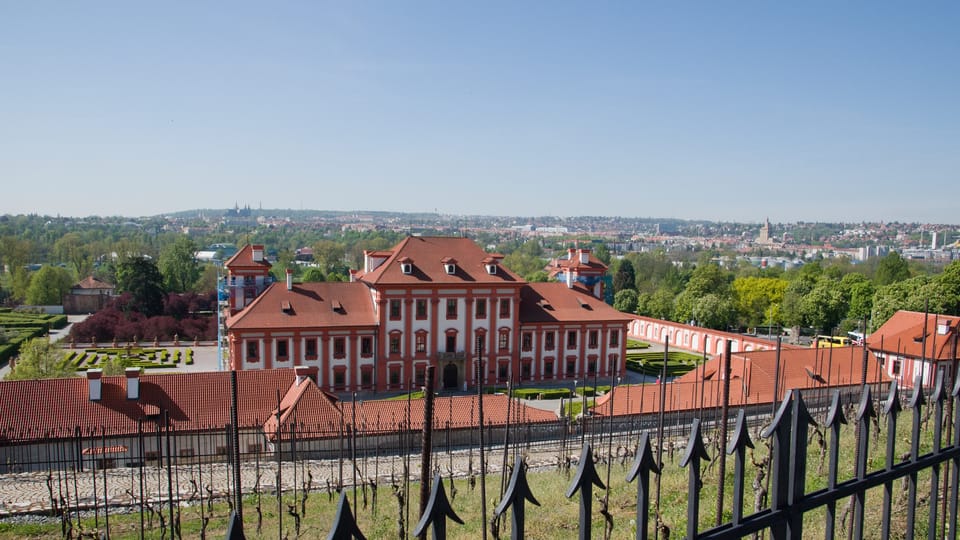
[116,256,166,317]
[159,236,201,293]
[5,338,72,380]
[25,265,74,305]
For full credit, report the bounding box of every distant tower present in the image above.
[932,231,938,250]
[758,218,772,245]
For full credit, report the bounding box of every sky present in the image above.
[2,3,958,223]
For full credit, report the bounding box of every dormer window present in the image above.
[398,257,414,275]
[441,257,458,275]
[482,256,502,276]
[485,264,497,275]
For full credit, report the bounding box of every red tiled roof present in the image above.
[594,346,890,416]
[224,244,272,270]
[547,250,608,276]
[0,369,307,442]
[227,281,378,330]
[340,394,557,433]
[263,377,344,441]
[359,236,523,286]
[72,276,115,290]
[519,282,633,324]
[867,310,960,361]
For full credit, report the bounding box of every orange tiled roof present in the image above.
[594,346,890,416]
[263,377,345,441]
[867,310,960,361]
[224,244,272,270]
[359,236,523,286]
[72,276,115,290]
[227,281,378,330]
[0,369,310,442]
[519,282,633,324]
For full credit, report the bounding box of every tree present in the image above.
[159,236,200,293]
[613,289,639,313]
[839,273,874,322]
[116,256,166,317]
[5,338,72,380]
[312,240,347,273]
[612,259,636,293]
[691,293,737,330]
[53,232,91,278]
[799,279,846,334]
[25,265,74,305]
[733,276,788,327]
[301,267,326,282]
[875,251,910,286]
[592,243,611,265]
[502,251,547,279]
[638,287,675,320]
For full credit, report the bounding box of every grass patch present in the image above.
[626,338,651,349]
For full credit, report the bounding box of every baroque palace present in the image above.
[225,236,632,393]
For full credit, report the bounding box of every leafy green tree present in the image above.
[193,264,220,294]
[732,276,788,327]
[53,232,91,278]
[312,240,347,272]
[612,259,636,293]
[592,243,611,265]
[25,265,74,305]
[301,267,326,282]
[875,251,910,286]
[5,338,73,380]
[691,293,737,330]
[525,270,550,282]
[613,289,639,313]
[871,275,957,329]
[799,279,846,334]
[673,262,734,323]
[839,273,874,322]
[502,251,547,279]
[116,256,166,317]
[637,287,675,320]
[159,236,201,293]
[936,260,960,315]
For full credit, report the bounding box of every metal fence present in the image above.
[0,375,957,539]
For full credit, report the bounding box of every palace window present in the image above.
[416,299,428,319]
[416,332,427,354]
[446,299,458,319]
[246,341,259,360]
[588,330,598,348]
[544,332,555,351]
[305,338,317,358]
[521,332,533,352]
[498,330,509,351]
[333,337,345,359]
[609,330,619,347]
[389,334,401,355]
[567,331,577,348]
[499,299,510,318]
[276,340,288,360]
[475,299,487,318]
[361,337,373,357]
[389,299,401,320]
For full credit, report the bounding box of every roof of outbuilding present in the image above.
[224,244,272,270]
[867,310,960,361]
[71,276,115,290]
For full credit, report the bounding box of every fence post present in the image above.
[927,372,946,540]
[949,374,960,540]
[626,432,659,540]
[881,381,901,540]
[327,490,366,540]
[761,389,811,540]
[494,460,539,540]
[567,443,605,540]
[906,377,925,540]
[727,409,753,527]
[852,386,875,539]
[822,391,846,540]
[680,418,710,540]
[413,474,463,539]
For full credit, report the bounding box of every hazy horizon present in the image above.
[3,3,958,223]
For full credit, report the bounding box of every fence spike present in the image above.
[823,390,847,430]
[566,443,604,540]
[327,490,366,540]
[727,409,753,527]
[908,376,925,410]
[412,474,463,539]
[855,386,876,423]
[626,432,659,540]
[883,380,902,416]
[930,369,947,404]
[494,460,539,540]
[727,409,754,455]
[851,386,875,540]
[823,391,845,540]
[680,418,710,539]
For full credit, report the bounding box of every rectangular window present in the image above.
[609,330,619,347]
[521,332,532,352]
[446,299,458,319]
[416,333,427,353]
[566,360,576,376]
[360,368,373,389]
[521,362,531,380]
[498,332,509,351]
[276,340,288,359]
[389,299,402,320]
[588,330,598,348]
[361,337,373,357]
[246,341,259,360]
[499,298,510,318]
[567,331,577,348]
[446,334,456,353]
[305,338,317,358]
[416,299,428,319]
[333,337,345,358]
[415,367,426,386]
[893,360,901,375]
[475,335,485,354]
[389,368,401,387]
[545,332,555,351]
[389,335,401,355]
[475,299,487,318]
[588,360,596,374]
[333,370,345,390]
[498,364,508,381]
[544,361,554,377]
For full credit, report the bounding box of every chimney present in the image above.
[252,245,264,262]
[565,268,573,288]
[363,250,371,273]
[579,249,590,264]
[286,268,294,291]
[125,367,141,400]
[295,365,317,386]
[568,248,575,261]
[87,369,103,401]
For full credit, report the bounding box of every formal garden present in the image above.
[66,346,195,372]
[0,308,68,364]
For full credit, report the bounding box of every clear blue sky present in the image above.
[2,2,958,223]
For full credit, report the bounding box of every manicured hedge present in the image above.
[626,350,703,377]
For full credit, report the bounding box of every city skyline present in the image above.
[3,3,958,223]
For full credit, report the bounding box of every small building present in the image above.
[62,276,116,314]
[867,310,960,388]
[545,247,608,300]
